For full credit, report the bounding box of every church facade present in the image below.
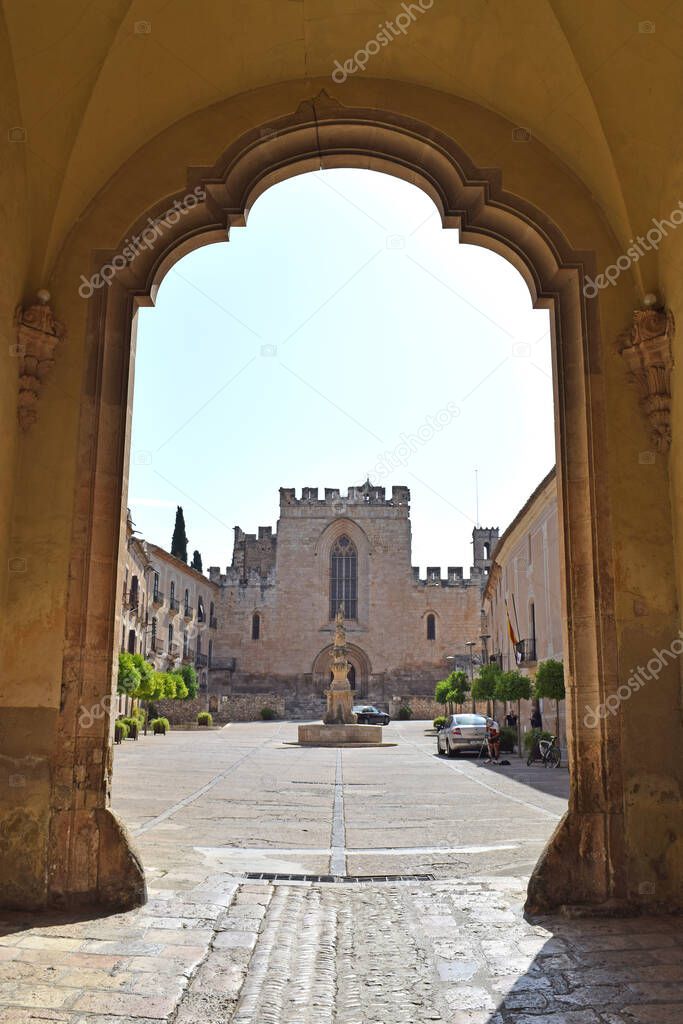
[207,482,496,708]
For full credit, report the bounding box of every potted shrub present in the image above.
[397,705,412,720]
[499,725,516,753]
[260,706,276,720]
[114,719,129,743]
[151,716,169,735]
[197,711,212,727]
[122,716,139,740]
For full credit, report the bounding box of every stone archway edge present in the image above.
[56,92,622,913]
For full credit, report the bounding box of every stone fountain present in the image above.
[298,605,382,746]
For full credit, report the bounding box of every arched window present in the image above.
[330,535,357,619]
[170,580,177,610]
[197,595,205,621]
[426,613,436,640]
[252,612,260,640]
[168,623,173,647]
[184,588,190,614]
[208,639,213,668]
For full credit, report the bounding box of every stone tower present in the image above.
[472,526,499,573]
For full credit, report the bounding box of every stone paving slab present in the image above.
[1,722,680,1022]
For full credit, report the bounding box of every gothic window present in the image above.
[330,535,357,619]
[252,612,261,640]
[426,613,436,640]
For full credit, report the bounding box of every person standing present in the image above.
[530,704,542,729]
[485,716,501,764]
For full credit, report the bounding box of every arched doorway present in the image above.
[312,643,371,698]
[44,94,640,915]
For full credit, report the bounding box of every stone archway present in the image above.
[20,88,662,915]
[312,643,372,699]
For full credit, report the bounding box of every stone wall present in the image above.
[153,697,208,725]
[213,694,286,722]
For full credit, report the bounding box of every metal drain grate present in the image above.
[243,872,435,883]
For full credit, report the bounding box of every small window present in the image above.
[426,613,436,641]
[252,612,261,640]
[184,588,190,614]
[208,639,213,668]
[127,629,136,654]
[168,623,173,647]
[198,595,205,622]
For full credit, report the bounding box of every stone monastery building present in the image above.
[207,481,497,707]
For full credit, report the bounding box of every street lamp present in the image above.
[465,640,477,711]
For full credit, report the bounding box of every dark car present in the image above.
[352,704,390,725]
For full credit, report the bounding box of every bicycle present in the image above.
[527,733,561,768]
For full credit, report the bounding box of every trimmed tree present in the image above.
[495,670,532,757]
[191,549,203,572]
[171,506,188,563]
[446,670,470,711]
[472,662,501,717]
[177,663,198,699]
[435,678,451,713]
[534,658,565,743]
[117,652,141,695]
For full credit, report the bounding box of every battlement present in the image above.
[231,523,277,578]
[279,483,410,508]
[411,564,485,587]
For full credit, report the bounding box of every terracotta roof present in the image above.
[146,543,219,590]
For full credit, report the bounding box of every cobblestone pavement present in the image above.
[0,721,680,1023]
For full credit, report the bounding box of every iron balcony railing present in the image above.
[195,653,208,668]
[169,596,180,611]
[152,590,164,605]
[516,638,537,664]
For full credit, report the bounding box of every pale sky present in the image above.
[129,169,555,575]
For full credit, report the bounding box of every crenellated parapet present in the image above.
[411,563,483,587]
[279,481,410,510]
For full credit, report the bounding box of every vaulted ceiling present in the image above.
[3,0,682,283]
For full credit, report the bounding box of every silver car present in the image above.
[437,713,487,756]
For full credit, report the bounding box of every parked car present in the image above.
[353,704,390,725]
[436,713,487,756]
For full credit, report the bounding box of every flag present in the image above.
[506,599,523,665]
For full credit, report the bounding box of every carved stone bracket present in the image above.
[14,290,66,431]
[618,306,675,453]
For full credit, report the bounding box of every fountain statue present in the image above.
[298,603,383,746]
[323,604,357,725]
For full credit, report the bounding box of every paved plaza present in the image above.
[0,721,681,1023]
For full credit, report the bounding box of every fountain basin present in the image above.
[298,723,383,746]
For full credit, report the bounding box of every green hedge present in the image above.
[197,711,213,726]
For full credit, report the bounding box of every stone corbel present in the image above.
[618,304,675,453]
[14,290,66,431]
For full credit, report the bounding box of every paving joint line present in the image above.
[394,725,562,822]
[330,749,347,877]
[133,726,284,836]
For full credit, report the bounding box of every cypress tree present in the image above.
[191,550,203,572]
[171,506,188,562]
